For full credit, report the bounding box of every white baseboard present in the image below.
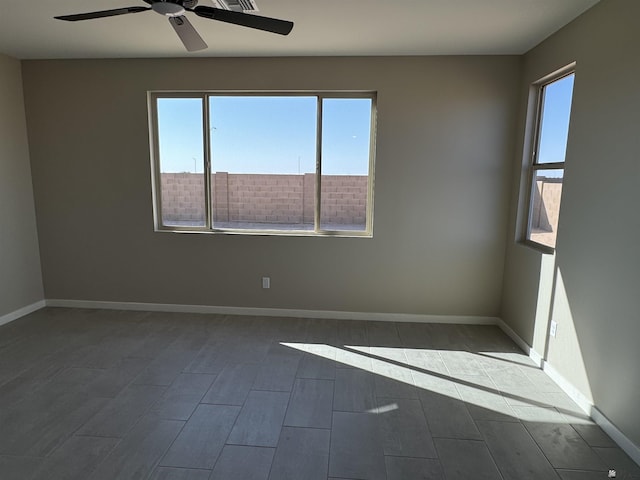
[528,349,544,368]
[541,360,593,415]
[496,319,640,467]
[591,407,640,466]
[0,299,46,327]
[495,318,543,367]
[45,298,500,325]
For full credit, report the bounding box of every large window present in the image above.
[149,92,376,236]
[524,69,575,251]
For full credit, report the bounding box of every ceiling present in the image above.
[0,0,600,59]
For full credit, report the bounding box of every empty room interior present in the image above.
[1,0,638,478]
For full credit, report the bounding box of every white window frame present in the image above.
[148,91,377,237]
[522,66,575,253]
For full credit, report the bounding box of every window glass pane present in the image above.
[157,98,206,227]
[537,74,574,164]
[320,98,372,231]
[529,168,564,249]
[209,96,317,230]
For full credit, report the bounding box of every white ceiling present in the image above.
[0,0,599,59]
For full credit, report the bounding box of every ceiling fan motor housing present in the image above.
[151,0,196,16]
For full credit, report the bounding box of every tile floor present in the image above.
[0,307,638,480]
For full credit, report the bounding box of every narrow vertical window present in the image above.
[526,71,574,250]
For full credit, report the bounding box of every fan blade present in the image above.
[169,16,208,52]
[193,6,293,35]
[55,7,150,21]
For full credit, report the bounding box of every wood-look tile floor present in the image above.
[0,307,638,480]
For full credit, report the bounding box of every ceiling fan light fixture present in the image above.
[151,1,186,16]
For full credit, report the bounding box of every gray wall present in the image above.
[0,53,44,318]
[22,56,519,316]
[501,0,640,448]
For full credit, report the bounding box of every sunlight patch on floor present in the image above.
[280,341,586,423]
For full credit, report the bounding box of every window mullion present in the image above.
[315,96,323,232]
[203,95,212,230]
[150,94,164,229]
[366,97,376,234]
[533,162,564,170]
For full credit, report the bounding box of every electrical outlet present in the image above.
[550,320,558,337]
[262,277,270,289]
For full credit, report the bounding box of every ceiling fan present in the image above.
[54,0,294,52]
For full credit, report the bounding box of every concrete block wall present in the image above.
[160,173,206,223]
[226,173,305,223]
[303,173,316,224]
[321,175,368,226]
[532,178,563,232]
[160,172,368,226]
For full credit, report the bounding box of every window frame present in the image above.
[148,91,377,237]
[521,66,575,254]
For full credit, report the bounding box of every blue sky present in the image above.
[157,96,372,175]
[537,73,574,165]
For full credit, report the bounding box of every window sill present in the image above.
[518,239,555,255]
[154,226,373,238]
